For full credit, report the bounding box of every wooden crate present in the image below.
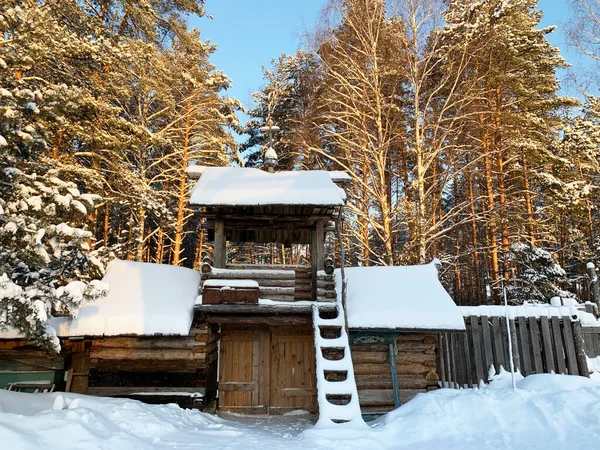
[203,286,259,305]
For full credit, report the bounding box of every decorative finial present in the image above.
[260,119,280,173]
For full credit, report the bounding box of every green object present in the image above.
[0,371,64,391]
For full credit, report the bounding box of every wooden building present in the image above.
[189,166,465,424]
[1,166,465,425]
[0,259,216,408]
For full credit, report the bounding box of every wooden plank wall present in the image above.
[439,316,592,388]
[84,324,214,397]
[351,333,439,414]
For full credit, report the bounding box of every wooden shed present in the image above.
[0,259,216,408]
[342,264,465,416]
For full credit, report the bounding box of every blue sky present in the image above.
[190,0,586,131]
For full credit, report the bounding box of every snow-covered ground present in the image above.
[1,373,600,449]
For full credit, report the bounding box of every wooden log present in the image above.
[206,271,295,280]
[90,359,203,373]
[92,337,200,350]
[357,389,424,406]
[87,386,204,396]
[214,218,225,268]
[90,347,206,361]
[353,362,430,376]
[355,375,431,390]
[259,286,295,296]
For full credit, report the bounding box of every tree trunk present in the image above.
[172,98,193,266]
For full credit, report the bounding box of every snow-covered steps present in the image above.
[312,303,367,428]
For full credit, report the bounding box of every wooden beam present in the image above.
[311,220,325,301]
[214,218,225,268]
[196,304,328,315]
[389,337,402,407]
[202,315,312,326]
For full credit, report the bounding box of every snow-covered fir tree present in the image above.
[505,241,576,304]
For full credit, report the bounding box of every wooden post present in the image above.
[214,217,226,268]
[571,318,590,377]
[311,220,325,301]
[587,262,600,313]
[389,337,402,407]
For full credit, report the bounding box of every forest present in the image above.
[1,0,600,345]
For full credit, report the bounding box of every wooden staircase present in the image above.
[312,302,367,428]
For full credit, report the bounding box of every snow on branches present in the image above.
[0,159,107,352]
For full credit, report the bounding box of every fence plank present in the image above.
[461,327,474,388]
[443,333,452,387]
[551,316,567,374]
[509,319,521,373]
[572,321,590,377]
[518,316,533,375]
[528,317,544,374]
[561,316,579,376]
[470,316,485,384]
[449,333,458,388]
[491,317,505,372]
[481,316,494,375]
[539,316,555,373]
[439,334,447,386]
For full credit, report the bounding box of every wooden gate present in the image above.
[219,324,316,414]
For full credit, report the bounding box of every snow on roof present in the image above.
[185,165,207,180]
[460,304,599,326]
[51,259,201,337]
[340,262,465,331]
[328,171,352,184]
[189,167,346,207]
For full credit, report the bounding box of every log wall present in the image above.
[80,324,217,403]
[351,333,439,414]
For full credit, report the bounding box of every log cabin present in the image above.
[0,165,465,424]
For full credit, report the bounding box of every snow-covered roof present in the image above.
[51,259,201,337]
[189,167,346,207]
[340,262,465,331]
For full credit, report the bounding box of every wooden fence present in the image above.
[439,315,595,388]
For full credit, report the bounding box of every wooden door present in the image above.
[218,324,316,414]
[270,325,317,413]
[219,326,265,413]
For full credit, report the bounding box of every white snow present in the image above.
[51,259,201,337]
[203,279,259,288]
[185,164,207,179]
[189,167,346,206]
[460,304,599,326]
[328,171,352,183]
[340,262,465,331]
[1,373,600,449]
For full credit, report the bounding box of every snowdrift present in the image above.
[2,373,600,449]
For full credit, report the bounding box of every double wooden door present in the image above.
[219,324,317,414]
